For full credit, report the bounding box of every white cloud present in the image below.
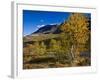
[37,25,45,28]
[36,23,60,28]
[49,23,60,25]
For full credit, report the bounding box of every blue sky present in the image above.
[23,10,70,36]
[23,10,91,36]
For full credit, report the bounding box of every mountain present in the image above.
[31,24,60,35]
[24,24,62,42]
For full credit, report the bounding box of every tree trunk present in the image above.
[70,45,75,60]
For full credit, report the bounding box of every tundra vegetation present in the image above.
[23,13,91,69]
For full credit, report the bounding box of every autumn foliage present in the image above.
[23,13,91,69]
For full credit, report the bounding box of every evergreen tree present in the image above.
[33,41,41,56]
[40,42,46,55]
[49,39,61,52]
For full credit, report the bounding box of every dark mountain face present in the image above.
[24,24,62,42]
[31,24,60,35]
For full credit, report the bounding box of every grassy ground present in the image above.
[23,54,90,69]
